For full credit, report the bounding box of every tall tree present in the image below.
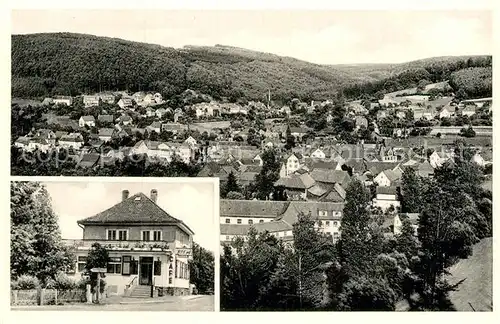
[10,182,75,284]
[189,242,214,295]
[337,179,372,276]
[254,148,281,200]
[223,171,241,198]
[400,167,424,213]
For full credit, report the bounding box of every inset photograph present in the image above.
[10,179,216,311]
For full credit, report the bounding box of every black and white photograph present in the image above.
[8,6,494,314]
[10,179,216,311]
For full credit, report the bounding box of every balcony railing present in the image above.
[63,239,175,252]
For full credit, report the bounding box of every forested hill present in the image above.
[11,33,492,102]
[11,33,358,101]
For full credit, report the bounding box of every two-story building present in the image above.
[66,189,194,297]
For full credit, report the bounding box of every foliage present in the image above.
[222,171,241,198]
[44,271,77,290]
[254,148,281,200]
[10,182,76,284]
[11,274,41,290]
[189,242,215,295]
[226,191,245,200]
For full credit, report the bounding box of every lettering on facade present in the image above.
[176,248,192,257]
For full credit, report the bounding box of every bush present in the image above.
[11,275,41,290]
[45,272,77,290]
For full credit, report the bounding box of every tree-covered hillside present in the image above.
[11,33,492,102]
[12,33,357,102]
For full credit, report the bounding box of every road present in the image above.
[11,295,214,311]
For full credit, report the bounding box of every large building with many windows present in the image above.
[220,199,344,245]
[65,189,194,297]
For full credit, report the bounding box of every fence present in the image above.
[11,288,88,306]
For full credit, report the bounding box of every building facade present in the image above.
[66,189,194,297]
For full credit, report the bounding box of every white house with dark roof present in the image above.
[118,98,134,109]
[79,116,96,128]
[98,128,115,142]
[373,186,401,211]
[66,189,194,297]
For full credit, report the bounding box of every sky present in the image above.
[11,10,492,64]
[43,180,217,253]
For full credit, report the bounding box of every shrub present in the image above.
[45,272,77,290]
[77,277,106,293]
[12,275,41,290]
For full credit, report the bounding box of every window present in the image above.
[122,256,131,275]
[248,219,253,225]
[118,230,128,241]
[283,231,288,236]
[326,221,330,226]
[107,257,122,274]
[318,210,328,217]
[108,229,128,241]
[154,261,161,276]
[237,219,242,224]
[107,230,116,240]
[153,230,162,241]
[142,231,151,241]
[259,219,264,223]
[130,259,138,275]
[333,221,338,226]
[77,256,87,273]
[225,218,230,224]
[225,235,230,241]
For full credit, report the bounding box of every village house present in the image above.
[274,173,315,200]
[116,115,133,126]
[373,169,402,187]
[252,154,263,166]
[373,186,401,212]
[27,137,51,152]
[220,200,344,244]
[66,189,194,297]
[460,97,492,108]
[310,148,327,159]
[156,108,168,119]
[118,98,134,109]
[132,92,146,103]
[461,105,477,117]
[14,136,31,150]
[98,128,115,142]
[429,150,452,168]
[354,116,368,130]
[98,115,114,124]
[161,122,184,134]
[393,213,419,235]
[83,95,100,108]
[79,116,96,128]
[58,135,84,150]
[439,106,455,119]
[146,107,156,117]
[132,140,172,161]
[147,121,162,134]
[280,152,303,177]
[53,96,73,106]
[280,105,292,116]
[77,153,101,168]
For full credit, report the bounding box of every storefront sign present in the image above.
[176,248,192,257]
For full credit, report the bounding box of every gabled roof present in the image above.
[376,186,398,195]
[310,169,350,184]
[383,169,403,182]
[275,173,315,190]
[98,128,115,137]
[98,115,114,122]
[366,161,400,176]
[278,201,344,223]
[220,199,289,218]
[253,220,293,233]
[81,115,95,122]
[78,193,193,234]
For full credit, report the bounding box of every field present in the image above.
[447,238,492,311]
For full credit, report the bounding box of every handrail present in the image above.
[126,275,138,289]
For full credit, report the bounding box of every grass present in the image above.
[447,238,493,311]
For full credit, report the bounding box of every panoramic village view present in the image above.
[11,10,492,311]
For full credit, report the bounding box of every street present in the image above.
[11,295,214,311]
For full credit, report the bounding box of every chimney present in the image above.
[150,189,158,204]
[122,190,129,201]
